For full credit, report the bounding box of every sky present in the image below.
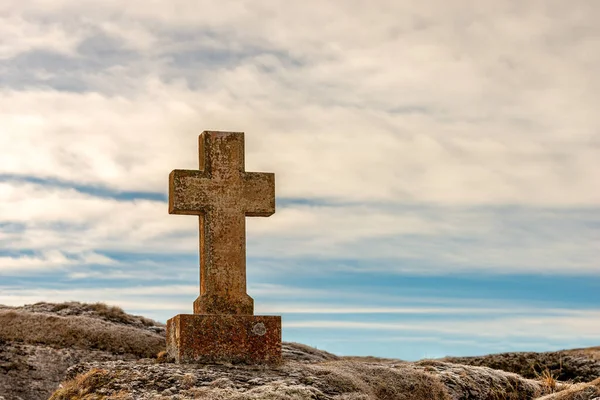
[0,1,599,361]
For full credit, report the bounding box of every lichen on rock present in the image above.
[2,302,600,400]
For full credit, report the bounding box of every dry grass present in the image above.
[307,361,452,400]
[85,302,157,327]
[537,368,559,392]
[49,356,554,400]
[442,349,600,384]
[106,390,134,400]
[25,301,159,327]
[181,373,196,390]
[184,383,329,400]
[532,358,572,394]
[563,346,600,361]
[0,309,164,358]
[156,350,169,363]
[536,377,600,399]
[341,355,398,363]
[49,368,111,400]
[417,359,549,400]
[280,342,339,363]
[533,358,564,393]
[49,369,135,400]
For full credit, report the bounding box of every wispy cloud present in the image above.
[1,1,598,205]
[2,180,597,273]
[1,0,598,359]
[286,312,600,341]
[0,250,116,272]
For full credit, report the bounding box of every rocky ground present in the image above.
[0,302,165,400]
[1,302,599,400]
[443,349,600,384]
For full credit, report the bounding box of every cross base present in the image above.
[193,293,254,315]
[166,314,282,364]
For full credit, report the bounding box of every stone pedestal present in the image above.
[166,314,282,364]
[167,133,281,365]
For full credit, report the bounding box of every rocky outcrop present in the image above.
[443,350,600,384]
[536,377,600,400]
[2,302,600,400]
[50,356,553,400]
[0,342,140,400]
[0,302,165,400]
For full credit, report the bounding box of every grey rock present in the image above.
[443,350,600,383]
[2,302,600,400]
[50,357,552,400]
[0,302,165,400]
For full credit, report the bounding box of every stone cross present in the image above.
[166,131,281,364]
[169,131,275,316]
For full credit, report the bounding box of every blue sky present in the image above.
[0,1,599,361]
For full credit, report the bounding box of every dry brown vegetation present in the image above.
[417,360,549,400]
[3,302,599,400]
[443,350,600,384]
[0,302,165,400]
[49,368,136,400]
[536,377,600,400]
[0,308,164,358]
[306,361,453,400]
[536,367,560,392]
[13,301,160,328]
[51,358,554,400]
[563,347,600,362]
[63,302,157,327]
[43,351,600,400]
[46,361,455,400]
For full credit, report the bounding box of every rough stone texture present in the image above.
[536,377,600,400]
[282,342,339,364]
[0,307,164,359]
[0,302,163,334]
[166,314,282,365]
[0,342,138,400]
[3,301,600,400]
[51,357,554,400]
[443,350,600,383]
[169,131,275,316]
[0,302,165,400]
[168,131,280,365]
[416,360,551,399]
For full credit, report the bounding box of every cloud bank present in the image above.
[1,0,598,358]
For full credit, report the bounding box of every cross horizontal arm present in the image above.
[243,172,275,216]
[169,169,214,215]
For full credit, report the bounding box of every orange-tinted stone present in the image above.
[169,132,275,315]
[166,314,282,364]
[167,131,281,364]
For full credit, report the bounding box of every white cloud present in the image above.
[2,0,599,360]
[258,304,596,316]
[0,181,197,254]
[0,250,115,272]
[2,81,598,206]
[3,283,598,349]
[0,285,195,313]
[0,15,83,59]
[0,1,598,206]
[1,180,597,274]
[0,250,71,270]
[286,312,600,341]
[0,282,525,311]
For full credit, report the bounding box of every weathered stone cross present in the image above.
[166,131,281,364]
[169,131,275,315]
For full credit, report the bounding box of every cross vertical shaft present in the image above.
[198,210,248,314]
[169,131,275,315]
